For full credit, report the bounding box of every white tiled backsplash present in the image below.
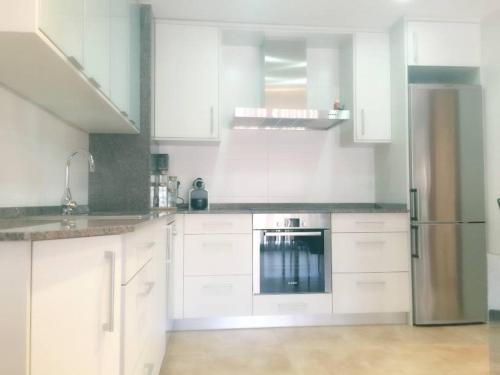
[0,86,89,207]
[157,127,375,203]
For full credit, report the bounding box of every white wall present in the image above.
[0,86,89,207]
[482,11,500,310]
[374,20,409,205]
[482,12,500,255]
[157,44,375,203]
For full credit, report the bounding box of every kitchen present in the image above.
[0,0,500,374]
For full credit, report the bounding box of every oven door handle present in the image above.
[264,231,323,237]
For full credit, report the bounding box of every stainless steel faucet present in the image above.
[62,150,95,215]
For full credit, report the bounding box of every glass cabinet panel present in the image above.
[109,0,130,115]
[128,0,141,130]
[39,0,85,66]
[84,0,111,96]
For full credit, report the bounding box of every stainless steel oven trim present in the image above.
[253,213,331,230]
[253,229,332,295]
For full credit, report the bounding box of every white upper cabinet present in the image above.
[39,0,85,66]
[155,23,220,141]
[84,0,111,96]
[0,0,140,133]
[109,0,130,116]
[353,32,391,142]
[407,21,481,67]
[128,0,141,129]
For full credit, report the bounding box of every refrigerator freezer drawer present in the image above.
[411,222,487,325]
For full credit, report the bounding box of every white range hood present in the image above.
[232,39,350,130]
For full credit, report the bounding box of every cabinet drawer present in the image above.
[253,294,332,316]
[122,261,155,375]
[332,213,408,233]
[184,214,252,234]
[123,220,166,284]
[332,273,410,314]
[332,233,409,273]
[184,234,252,276]
[183,275,252,318]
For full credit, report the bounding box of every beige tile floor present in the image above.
[160,324,494,375]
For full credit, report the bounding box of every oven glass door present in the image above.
[259,230,326,294]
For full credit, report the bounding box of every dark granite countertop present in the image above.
[0,203,407,241]
[0,211,175,242]
[177,203,408,214]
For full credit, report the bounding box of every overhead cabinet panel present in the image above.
[354,32,391,142]
[39,0,85,66]
[407,21,481,67]
[109,0,131,115]
[84,0,111,96]
[0,0,140,133]
[155,23,220,140]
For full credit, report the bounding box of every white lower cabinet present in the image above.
[122,261,155,375]
[332,273,410,314]
[28,217,170,375]
[122,218,169,375]
[332,232,409,273]
[183,275,253,318]
[184,234,252,276]
[331,213,411,316]
[253,294,333,316]
[31,236,122,375]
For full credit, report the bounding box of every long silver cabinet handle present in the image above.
[68,56,84,71]
[356,281,386,286]
[412,32,418,65]
[265,232,322,237]
[103,251,116,332]
[210,106,214,136]
[360,109,366,136]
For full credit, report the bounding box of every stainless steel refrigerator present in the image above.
[409,84,487,325]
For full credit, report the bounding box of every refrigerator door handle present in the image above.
[411,225,420,258]
[410,188,419,221]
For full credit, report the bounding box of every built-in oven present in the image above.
[253,214,332,294]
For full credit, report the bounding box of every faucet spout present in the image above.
[62,150,95,215]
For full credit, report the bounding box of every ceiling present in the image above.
[145,0,500,30]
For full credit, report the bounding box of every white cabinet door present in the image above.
[332,273,410,314]
[407,22,481,67]
[332,232,409,273]
[184,275,252,318]
[150,221,168,373]
[184,234,252,276]
[128,0,141,129]
[38,0,85,66]
[109,0,130,114]
[155,23,220,140]
[253,294,333,316]
[122,261,155,375]
[332,213,409,233]
[31,236,121,375]
[184,214,252,234]
[84,0,110,95]
[354,32,391,142]
[0,242,31,375]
